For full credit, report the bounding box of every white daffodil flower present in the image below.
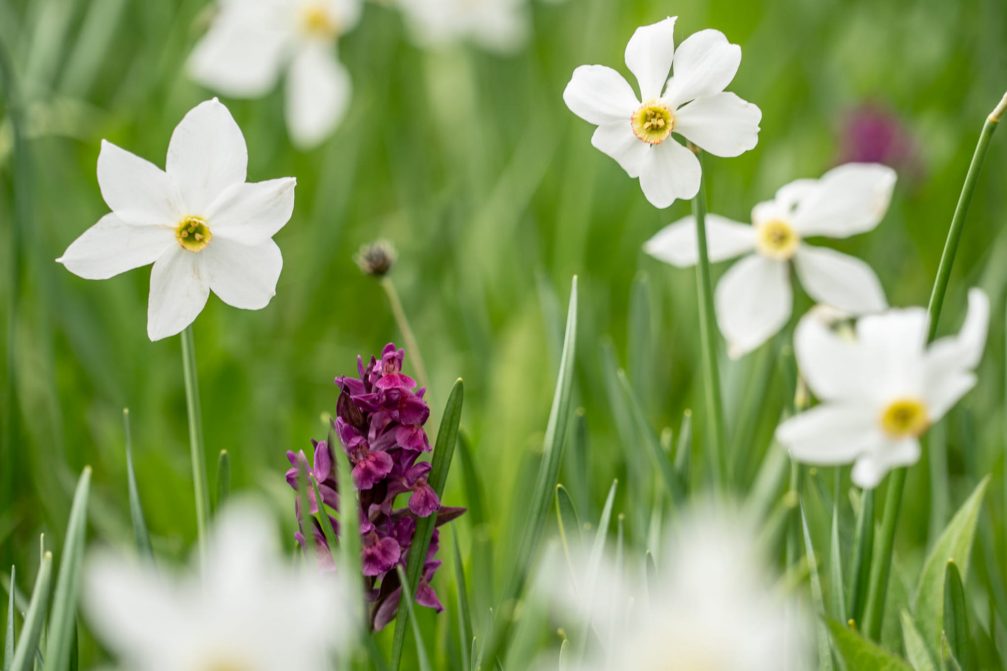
[536,506,812,671]
[84,501,356,671]
[777,289,989,488]
[57,99,295,342]
[646,163,896,357]
[188,0,361,148]
[563,17,761,209]
[396,0,528,54]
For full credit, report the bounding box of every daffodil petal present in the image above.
[204,238,282,310]
[563,65,639,126]
[673,92,761,158]
[793,310,873,401]
[777,403,880,465]
[207,178,296,245]
[637,139,701,208]
[591,122,648,177]
[794,245,887,314]
[624,17,677,102]
[923,288,989,416]
[57,213,174,280]
[187,13,289,97]
[854,307,928,399]
[97,141,181,225]
[663,29,741,107]
[166,99,249,213]
[147,248,210,341]
[285,43,351,149]
[791,163,897,238]
[851,439,919,489]
[644,214,755,267]
[714,254,791,357]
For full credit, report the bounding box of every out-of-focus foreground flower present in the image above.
[646,163,895,357]
[57,99,295,341]
[536,505,813,671]
[777,289,989,488]
[84,501,354,671]
[189,0,362,148]
[396,0,529,54]
[287,343,464,630]
[564,17,761,209]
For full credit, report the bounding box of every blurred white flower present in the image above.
[396,0,528,54]
[58,99,295,341]
[646,163,896,357]
[563,17,761,209]
[188,0,362,148]
[84,501,355,671]
[537,506,812,671]
[777,289,989,488]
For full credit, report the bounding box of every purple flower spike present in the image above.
[285,342,465,630]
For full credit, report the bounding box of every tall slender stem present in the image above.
[180,326,210,561]
[861,91,1007,640]
[691,150,728,488]
[381,277,430,391]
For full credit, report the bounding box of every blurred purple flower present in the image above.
[286,343,464,630]
[839,103,921,178]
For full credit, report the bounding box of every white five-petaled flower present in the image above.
[535,506,813,671]
[57,99,295,341]
[84,501,356,671]
[563,17,762,209]
[646,163,897,357]
[188,0,362,148]
[396,0,528,53]
[777,289,989,489]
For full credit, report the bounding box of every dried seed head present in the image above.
[355,240,396,277]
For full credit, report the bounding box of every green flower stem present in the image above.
[180,326,210,562]
[691,150,728,488]
[380,277,430,391]
[861,90,1007,641]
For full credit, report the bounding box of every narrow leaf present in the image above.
[900,610,938,671]
[122,409,152,558]
[451,529,472,671]
[827,619,913,671]
[849,488,875,626]
[913,476,989,648]
[395,566,432,671]
[44,467,91,671]
[215,449,230,511]
[829,504,847,621]
[391,379,464,670]
[802,507,834,671]
[554,484,583,569]
[9,553,51,671]
[4,565,14,671]
[617,371,682,501]
[942,562,974,670]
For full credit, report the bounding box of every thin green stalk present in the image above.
[690,149,728,488]
[180,326,210,562]
[861,91,1007,641]
[381,277,430,391]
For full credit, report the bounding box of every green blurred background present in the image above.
[2,0,1007,665]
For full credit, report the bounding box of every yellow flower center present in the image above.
[756,219,800,260]
[631,102,675,145]
[299,3,338,38]
[879,398,930,439]
[175,215,212,252]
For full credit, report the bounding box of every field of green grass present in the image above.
[3,0,1007,668]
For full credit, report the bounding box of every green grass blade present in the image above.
[122,409,151,558]
[488,277,577,663]
[801,506,834,671]
[4,565,13,671]
[900,610,938,671]
[391,378,464,671]
[829,503,847,621]
[215,449,230,512]
[9,553,51,671]
[456,433,486,529]
[913,476,989,648]
[849,488,875,627]
[673,410,692,492]
[617,370,683,502]
[43,467,90,671]
[554,484,583,573]
[395,566,433,671]
[942,561,975,670]
[451,528,472,671]
[826,619,912,671]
